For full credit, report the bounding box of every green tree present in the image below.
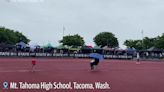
[124,40,135,48]
[0,27,30,44]
[59,34,85,47]
[124,34,164,50]
[124,40,143,50]
[155,33,164,49]
[143,37,156,49]
[94,32,118,48]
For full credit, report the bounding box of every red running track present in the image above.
[0,58,164,92]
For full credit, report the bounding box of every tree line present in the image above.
[124,34,164,50]
[59,32,119,48]
[0,27,163,50]
[0,27,30,45]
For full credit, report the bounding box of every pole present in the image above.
[141,29,144,49]
[63,26,65,39]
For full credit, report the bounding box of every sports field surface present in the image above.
[0,58,164,92]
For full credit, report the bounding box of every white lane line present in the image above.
[0,70,43,73]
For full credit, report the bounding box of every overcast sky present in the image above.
[0,0,164,48]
